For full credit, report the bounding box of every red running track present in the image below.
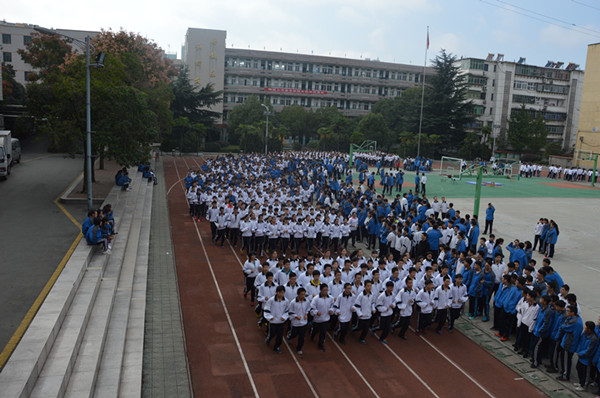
[164,156,547,398]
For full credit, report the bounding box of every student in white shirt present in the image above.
[354,280,376,344]
[394,277,417,340]
[310,284,335,351]
[333,283,355,344]
[264,286,289,353]
[376,281,396,343]
[433,276,452,334]
[243,253,261,305]
[416,279,436,334]
[287,287,310,354]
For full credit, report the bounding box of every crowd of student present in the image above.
[185,151,599,395]
[546,164,599,183]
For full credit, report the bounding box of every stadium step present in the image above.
[0,168,150,398]
[63,180,151,398]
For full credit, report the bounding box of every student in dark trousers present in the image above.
[354,280,375,344]
[375,281,396,343]
[416,279,435,334]
[483,203,495,234]
[333,283,355,345]
[310,284,334,352]
[395,277,417,339]
[574,321,598,391]
[434,276,452,334]
[449,274,468,332]
[264,286,289,353]
[557,305,584,382]
[287,288,310,354]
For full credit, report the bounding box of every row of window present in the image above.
[512,94,565,107]
[514,80,570,94]
[224,95,373,111]
[224,57,421,81]
[2,33,32,45]
[225,76,405,96]
[515,64,570,81]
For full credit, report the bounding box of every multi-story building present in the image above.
[0,21,99,86]
[455,55,584,151]
[574,43,600,168]
[183,27,433,124]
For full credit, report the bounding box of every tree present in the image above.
[355,113,394,150]
[278,105,311,144]
[427,50,474,153]
[507,104,548,154]
[20,29,175,179]
[17,33,72,81]
[1,63,26,104]
[166,66,221,150]
[226,95,266,139]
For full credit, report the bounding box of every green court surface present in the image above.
[365,170,600,199]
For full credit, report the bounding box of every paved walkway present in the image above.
[142,157,192,397]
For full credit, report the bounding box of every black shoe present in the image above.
[319,346,325,352]
[399,335,407,340]
[556,375,568,381]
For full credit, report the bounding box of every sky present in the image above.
[3,0,600,68]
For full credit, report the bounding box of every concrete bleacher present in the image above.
[0,167,153,398]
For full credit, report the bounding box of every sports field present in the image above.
[164,156,549,398]
[370,170,600,199]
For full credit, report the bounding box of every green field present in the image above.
[366,170,600,199]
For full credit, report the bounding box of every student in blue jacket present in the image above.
[499,278,522,341]
[483,203,495,234]
[557,305,584,382]
[82,209,97,235]
[531,295,553,368]
[481,261,495,322]
[85,217,110,254]
[467,261,484,319]
[574,321,599,391]
[467,219,479,251]
[414,174,420,194]
[507,240,528,273]
[545,220,559,258]
[492,275,511,331]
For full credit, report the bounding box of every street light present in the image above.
[34,26,105,211]
[261,103,271,155]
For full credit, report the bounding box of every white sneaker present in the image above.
[574,386,584,392]
[103,249,112,254]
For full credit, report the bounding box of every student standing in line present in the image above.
[557,305,584,382]
[531,295,553,369]
[287,287,310,355]
[264,286,289,353]
[574,321,599,391]
[310,284,334,352]
[420,173,427,196]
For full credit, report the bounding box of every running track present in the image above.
[164,156,547,398]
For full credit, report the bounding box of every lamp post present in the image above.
[34,26,104,211]
[261,104,271,155]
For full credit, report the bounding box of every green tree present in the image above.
[507,104,548,153]
[226,95,266,138]
[20,29,175,186]
[427,50,474,153]
[17,32,72,81]
[355,113,394,150]
[1,63,26,104]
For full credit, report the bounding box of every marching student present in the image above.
[264,286,289,353]
[287,287,311,354]
[215,207,228,247]
[434,276,452,334]
[333,283,355,344]
[243,253,261,306]
[206,201,219,241]
[415,279,435,335]
[375,281,396,343]
[283,272,300,301]
[394,277,417,339]
[354,279,376,344]
[310,284,335,352]
[449,274,468,332]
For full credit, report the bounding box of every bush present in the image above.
[221,145,240,153]
[204,141,221,152]
[292,142,302,151]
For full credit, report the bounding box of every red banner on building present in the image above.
[264,87,327,95]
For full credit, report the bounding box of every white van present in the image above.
[11,138,21,164]
[0,130,12,179]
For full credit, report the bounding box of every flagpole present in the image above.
[417,26,429,158]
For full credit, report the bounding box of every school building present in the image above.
[183,27,434,123]
[455,54,584,152]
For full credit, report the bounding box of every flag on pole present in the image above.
[427,28,429,50]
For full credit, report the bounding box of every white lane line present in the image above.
[173,158,260,398]
[376,337,440,398]
[409,327,495,398]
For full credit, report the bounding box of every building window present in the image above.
[24,71,31,81]
[3,52,12,62]
[24,35,32,45]
[489,107,493,115]
[2,34,11,44]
